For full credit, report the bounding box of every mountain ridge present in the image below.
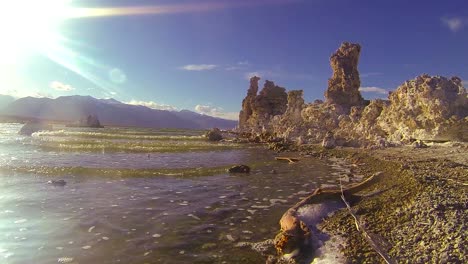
[0,95,237,129]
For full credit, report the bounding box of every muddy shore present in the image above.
[276,142,468,263]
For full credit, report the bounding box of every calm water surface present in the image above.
[0,124,350,263]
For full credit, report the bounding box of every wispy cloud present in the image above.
[361,72,383,78]
[359,86,388,95]
[67,1,300,18]
[180,64,218,71]
[195,105,239,120]
[225,61,250,71]
[126,100,178,111]
[50,81,75,92]
[441,16,467,32]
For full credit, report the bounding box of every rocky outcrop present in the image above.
[237,42,468,147]
[325,42,364,112]
[238,77,288,132]
[19,122,52,136]
[377,75,467,142]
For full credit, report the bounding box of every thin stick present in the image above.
[339,177,396,264]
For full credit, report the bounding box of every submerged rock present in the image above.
[19,122,52,136]
[227,165,251,173]
[47,179,67,186]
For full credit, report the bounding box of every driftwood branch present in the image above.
[275,157,300,163]
[339,177,396,264]
[275,172,384,256]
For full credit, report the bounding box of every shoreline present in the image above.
[271,142,467,263]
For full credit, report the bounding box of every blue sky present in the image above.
[0,0,467,120]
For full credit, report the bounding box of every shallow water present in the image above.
[0,124,352,263]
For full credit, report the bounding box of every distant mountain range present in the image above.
[0,95,238,129]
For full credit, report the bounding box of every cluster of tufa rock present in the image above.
[238,42,468,147]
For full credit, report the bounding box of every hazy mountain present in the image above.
[0,95,15,110]
[0,95,237,129]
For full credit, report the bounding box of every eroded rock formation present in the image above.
[239,76,260,130]
[238,77,288,132]
[325,42,364,112]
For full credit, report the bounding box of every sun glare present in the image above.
[0,0,70,63]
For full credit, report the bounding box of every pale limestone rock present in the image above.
[377,75,468,142]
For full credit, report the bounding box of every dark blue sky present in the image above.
[2,0,467,119]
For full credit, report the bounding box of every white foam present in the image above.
[311,235,347,264]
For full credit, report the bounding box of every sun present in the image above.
[0,0,71,64]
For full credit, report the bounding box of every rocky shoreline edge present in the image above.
[264,142,467,263]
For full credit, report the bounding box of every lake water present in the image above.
[0,124,351,263]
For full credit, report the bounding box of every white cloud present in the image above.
[359,86,388,95]
[126,100,178,111]
[462,81,468,87]
[441,17,467,32]
[180,64,217,71]
[50,81,75,91]
[237,61,249,65]
[195,105,239,120]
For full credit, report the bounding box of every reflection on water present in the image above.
[0,124,352,263]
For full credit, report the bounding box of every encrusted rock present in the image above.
[325,42,364,111]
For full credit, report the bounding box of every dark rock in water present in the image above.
[227,165,250,173]
[205,128,223,141]
[47,179,66,186]
[19,122,52,136]
[67,114,103,128]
